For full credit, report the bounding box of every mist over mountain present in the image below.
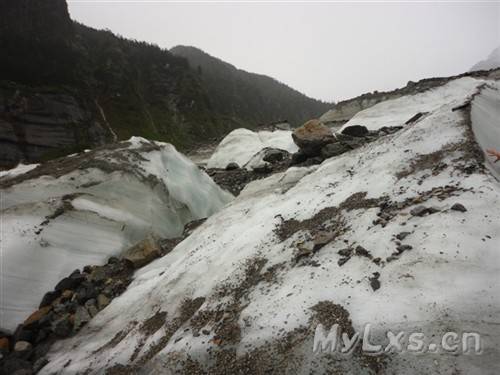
[470,46,500,72]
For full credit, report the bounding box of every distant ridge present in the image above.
[171,45,332,128]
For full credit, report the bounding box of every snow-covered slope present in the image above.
[41,78,500,374]
[0,137,232,331]
[207,128,298,169]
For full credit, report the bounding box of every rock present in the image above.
[292,119,335,155]
[410,205,440,217]
[97,294,110,310]
[312,231,336,251]
[225,162,239,171]
[23,306,51,329]
[395,232,411,241]
[369,272,381,291]
[13,326,34,344]
[73,282,98,304]
[320,142,350,159]
[107,256,120,265]
[290,151,308,165]
[54,274,84,291]
[341,125,369,137]
[122,235,162,269]
[0,337,10,353]
[89,266,107,283]
[451,203,467,212]
[252,163,272,174]
[74,306,91,330]
[262,148,288,163]
[14,341,32,353]
[1,358,32,375]
[39,290,61,308]
[337,257,350,267]
[61,289,73,301]
[85,299,99,317]
[396,244,413,253]
[52,315,73,337]
[355,245,371,258]
[386,255,399,262]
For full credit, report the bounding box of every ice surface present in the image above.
[0,138,232,331]
[471,81,500,179]
[206,128,298,169]
[38,78,500,374]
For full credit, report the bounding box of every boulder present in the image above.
[341,125,369,137]
[39,290,61,308]
[14,341,32,353]
[51,315,73,337]
[73,306,91,330]
[292,119,334,155]
[262,148,288,163]
[121,235,162,269]
[54,273,85,291]
[320,142,350,159]
[0,337,10,353]
[97,294,110,310]
[23,306,51,329]
[451,203,467,212]
[225,162,239,171]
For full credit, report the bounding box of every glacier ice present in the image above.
[0,137,232,331]
[206,128,298,169]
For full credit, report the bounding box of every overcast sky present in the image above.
[68,1,500,102]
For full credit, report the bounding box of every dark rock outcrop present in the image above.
[0,83,112,168]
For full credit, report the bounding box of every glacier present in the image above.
[0,137,233,332]
[38,77,500,374]
[206,128,298,170]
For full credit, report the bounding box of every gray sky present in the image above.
[68,1,500,102]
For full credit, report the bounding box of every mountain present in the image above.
[0,1,328,169]
[470,46,500,72]
[171,45,331,127]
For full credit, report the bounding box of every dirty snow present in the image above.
[40,78,500,374]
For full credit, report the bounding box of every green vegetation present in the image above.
[0,0,333,161]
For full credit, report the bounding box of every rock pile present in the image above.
[290,119,402,166]
[206,148,292,196]
[0,234,189,375]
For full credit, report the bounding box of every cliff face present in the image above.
[0,83,112,167]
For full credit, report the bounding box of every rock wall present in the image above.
[0,83,112,168]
